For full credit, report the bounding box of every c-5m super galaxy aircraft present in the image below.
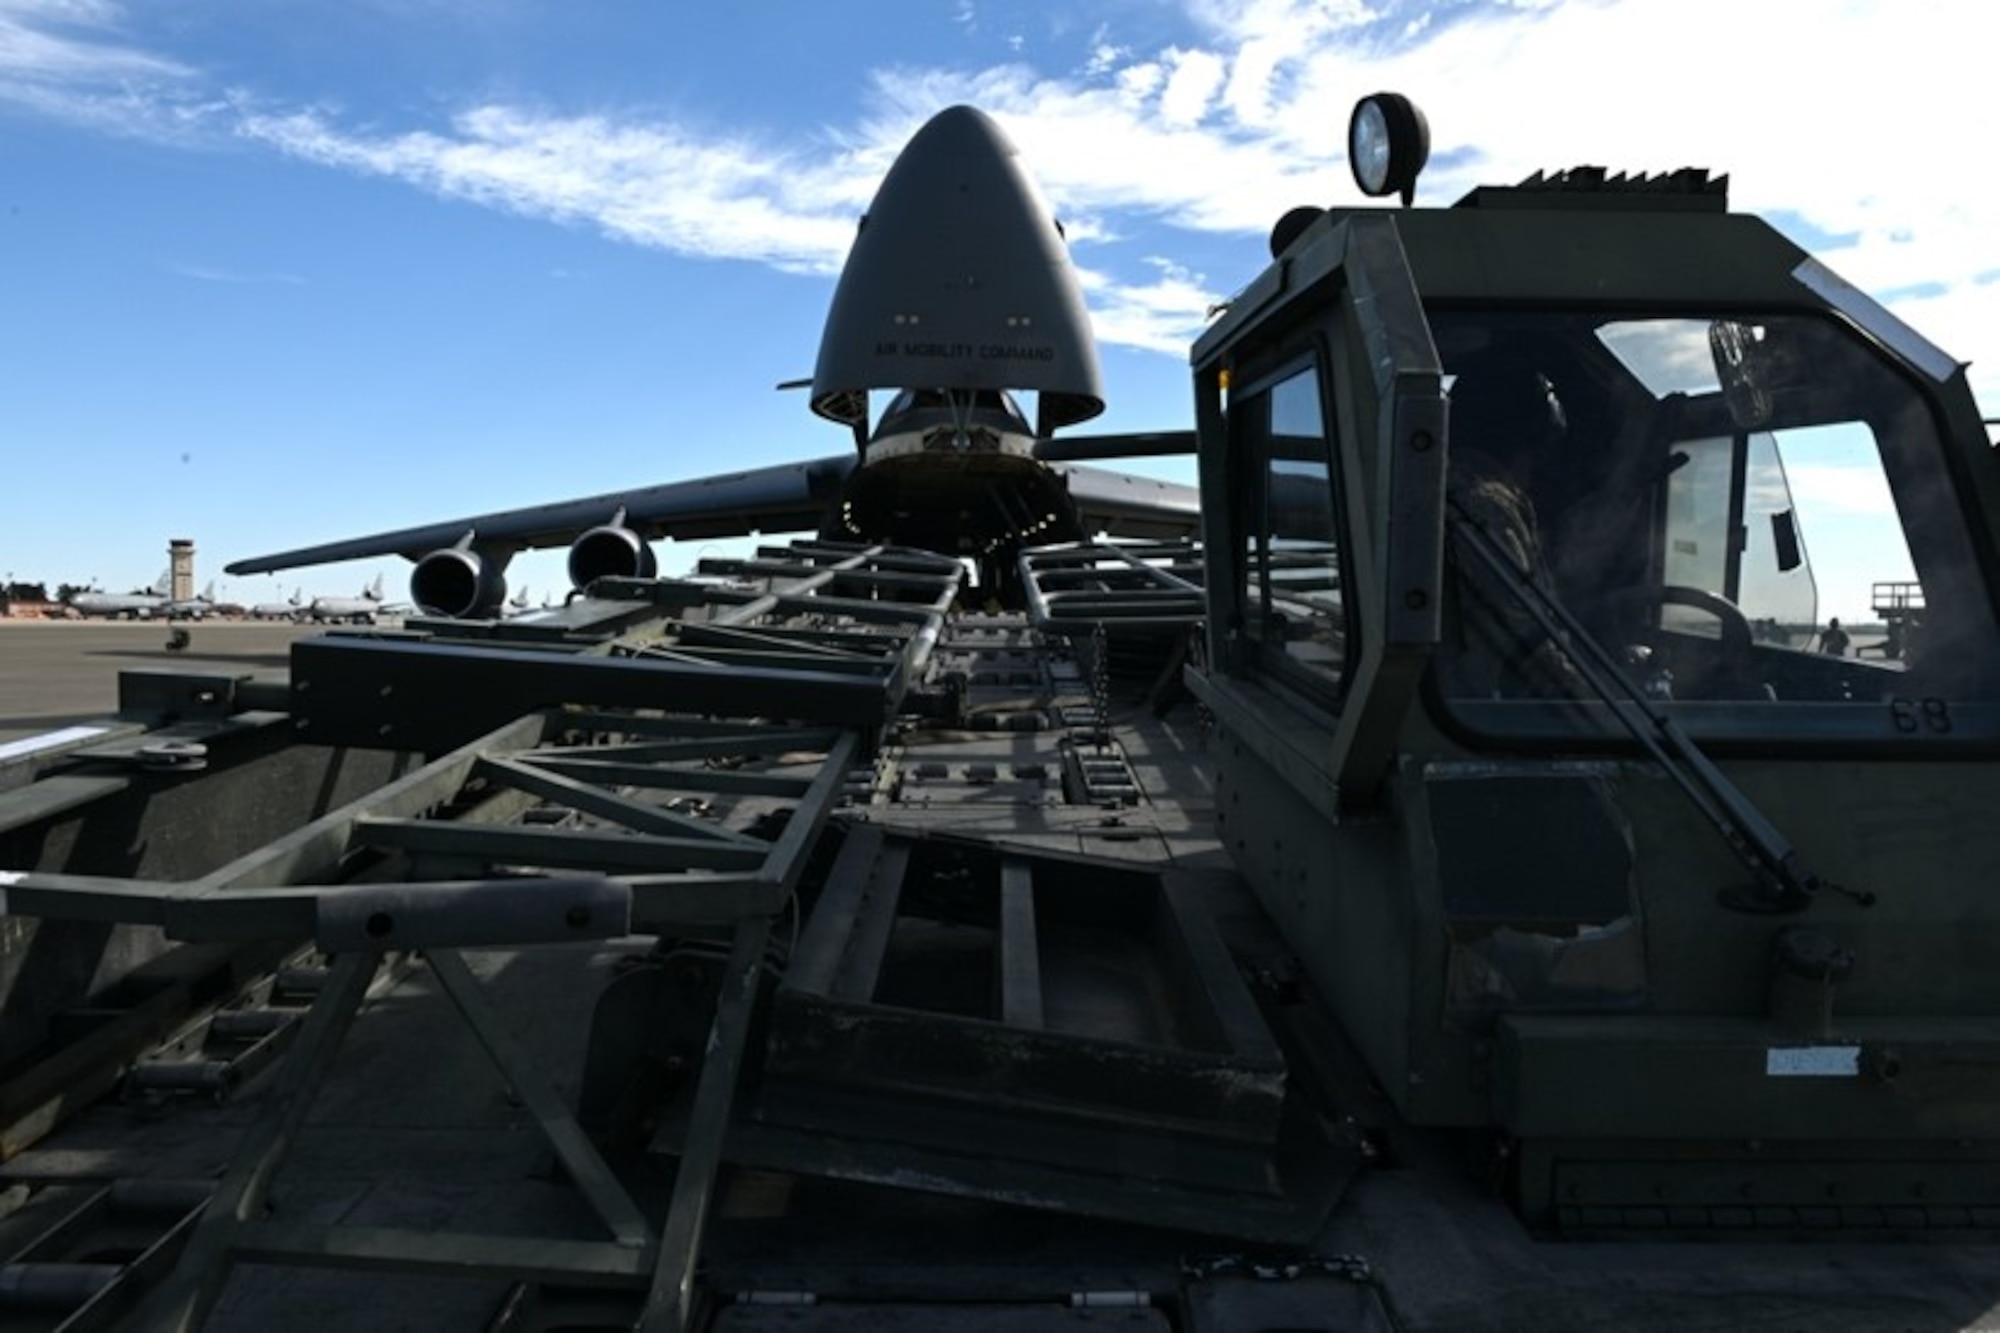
[225,107,1198,614]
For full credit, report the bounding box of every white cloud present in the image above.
[1157,47,1225,127]
[2,0,1996,401]
[1114,59,1162,102]
[922,0,2000,398]
[1184,0,1378,127]
[0,2,218,149]
[234,104,863,275]
[1086,41,1128,76]
[0,0,188,92]
[1077,256,1220,354]
[864,62,1330,232]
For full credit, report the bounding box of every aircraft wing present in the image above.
[226,455,857,575]
[1034,429,1195,463]
[1059,463,1202,540]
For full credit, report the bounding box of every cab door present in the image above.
[1192,212,1446,803]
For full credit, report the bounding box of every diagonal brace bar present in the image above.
[637,915,770,1333]
[477,755,763,846]
[426,948,652,1247]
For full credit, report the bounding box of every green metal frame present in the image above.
[1018,539,1207,632]
[1,540,948,1330]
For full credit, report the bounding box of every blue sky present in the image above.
[2,0,1994,607]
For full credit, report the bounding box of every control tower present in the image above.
[169,539,195,604]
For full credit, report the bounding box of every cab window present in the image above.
[1431,309,1996,737]
[1233,360,1349,696]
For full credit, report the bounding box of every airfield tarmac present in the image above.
[0,619,316,743]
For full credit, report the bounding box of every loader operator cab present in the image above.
[1188,94,2000,1229]
[1198,192,2000,766]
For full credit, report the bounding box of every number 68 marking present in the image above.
[1889,697,1952,734]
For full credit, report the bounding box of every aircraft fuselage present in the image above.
[833,388,1082,564]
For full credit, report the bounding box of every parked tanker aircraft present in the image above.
[307,575,389,624]
[225,106,1199,616]
[69,572,172,619]
[250,589,306,620]
[164,581,218,620]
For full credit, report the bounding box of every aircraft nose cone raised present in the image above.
[902,103,1014,167]
[811,104,1103,438]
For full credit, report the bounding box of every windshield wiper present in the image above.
[1447,501,1874,913]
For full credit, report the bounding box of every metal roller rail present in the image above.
[1018,539,1207,633]
[0,543,959,1330]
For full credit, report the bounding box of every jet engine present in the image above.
[411,546,509,619]
[566,520,657,592]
